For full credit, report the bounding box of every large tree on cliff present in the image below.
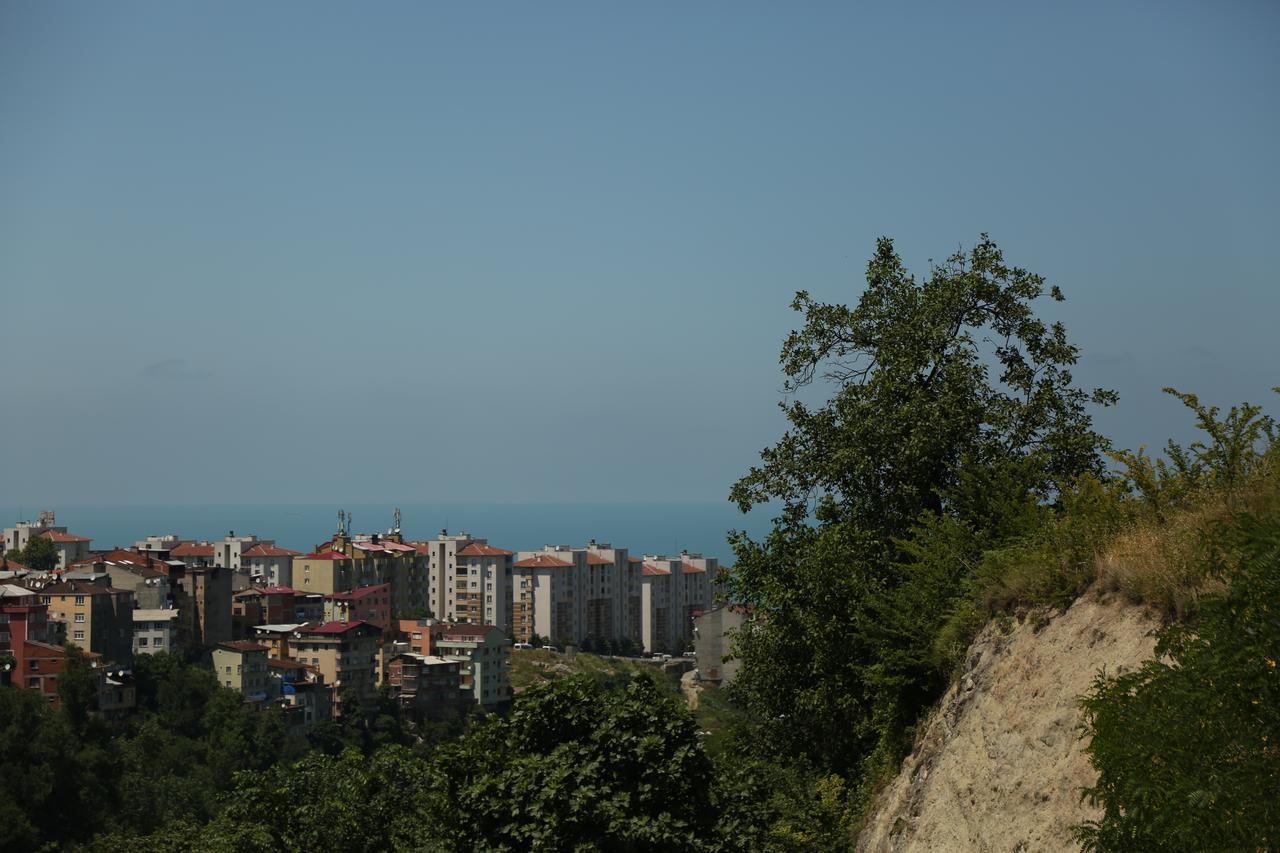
[724,235,1115,775]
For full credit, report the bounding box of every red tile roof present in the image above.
[170,542,215,557]
[0,557,33,573]
[299,550,350,561]
[457,543,515,557]
[40,530,91,543]
[253,585,299,595]
[627,556,644,564]
[327,583,389,601]
[514,554,574,569]
[681,562,706,574]
[242,544,301,558]
[642,564,671,576]
[585,554,612,566]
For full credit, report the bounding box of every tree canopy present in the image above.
[723,235,1115,776]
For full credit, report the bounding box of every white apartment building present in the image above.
[640,561,675,653]
[454,542,515,631]
[242,542,301,587]
[4,512,92,570]
[579,541,632,645]
[413,530,481,621]
[213,533,272,571]
[512,547,584,645]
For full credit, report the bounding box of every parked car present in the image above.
[513,642,533,649]
[543,645,560,653]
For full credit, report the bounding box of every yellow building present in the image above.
[211,641,274,706]
[39,580,135,663]
[286,620,381,711]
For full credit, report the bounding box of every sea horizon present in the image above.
[0,501,776,562]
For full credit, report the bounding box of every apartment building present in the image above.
[678,553,716,628]
[169,541,215,566]
[287,620,381,711]
[133,609,179,655]
[295,525,426,617]
[512,549,581,644]
[640,562,675,654]
[40,580,135,663]
[173,563,232,648]
[693,604,749,686]
[578,541,630,645]
[325,583,392,629]
[1,583,50,654]
[411,530,484,622]
[242,543,300,587]
[212,641,275,706]
[407,621,511,709]
[453,542,514,629]
[386,653,466,720]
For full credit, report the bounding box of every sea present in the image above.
[0,502,777,562]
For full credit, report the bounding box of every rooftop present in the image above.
[513,554,573,569]
[457,542,514,557]
[218,640,269,654]
[40,530,92,543]
[242,543,302,558]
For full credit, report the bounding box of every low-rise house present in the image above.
[212,641,275,707]
[37,530,94,569]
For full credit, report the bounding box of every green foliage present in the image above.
[13,534,59,572]
[59,643,101,732]
[724,235,1113,777]
[1077,509,1280,851]
[214,747,440,851]
[1109,387,1278,520]
[429,675,719,851]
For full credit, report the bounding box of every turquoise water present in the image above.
[0,502,776,561]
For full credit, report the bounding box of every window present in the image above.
[28,659,38,670]
[74,613,85,623]
[74,630,84,640]
[28,677,40,688]
[74,596,85,605]
[138,637,148,647]
[225,666,231,673]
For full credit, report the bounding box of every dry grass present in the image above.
[1095,476,1280,618]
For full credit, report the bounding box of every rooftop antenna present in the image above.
[393,507,401,533]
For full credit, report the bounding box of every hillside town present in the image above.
[0,509,725,726]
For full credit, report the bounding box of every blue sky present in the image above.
[2,1,1277,506]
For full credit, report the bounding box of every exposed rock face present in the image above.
[858,589,1160,853]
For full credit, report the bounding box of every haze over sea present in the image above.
[0,502,773,562]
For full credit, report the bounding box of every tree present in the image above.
[16,535,59,573]
[724,236,1114,775]
[428,675,719,851]
[58,644,100,732]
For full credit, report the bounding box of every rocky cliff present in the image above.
[857,588,1161,852]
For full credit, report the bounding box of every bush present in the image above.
[1077,510,1280,851]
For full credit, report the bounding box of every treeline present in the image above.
[2,654,851,852]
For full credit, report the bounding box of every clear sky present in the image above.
[2,1,1277,506]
